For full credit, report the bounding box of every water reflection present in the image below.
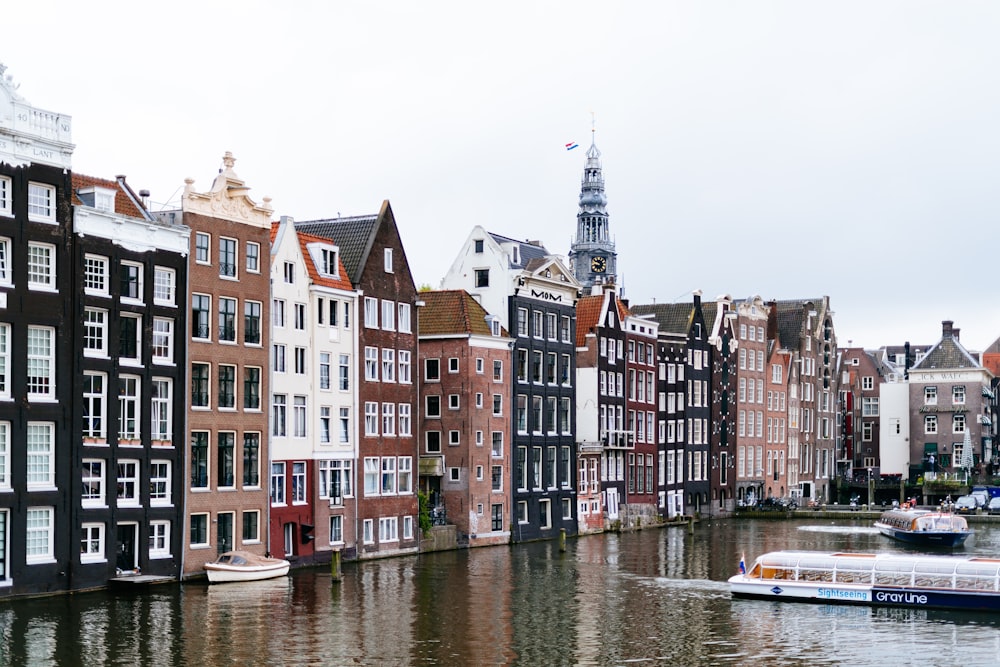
[6,519,1000,666]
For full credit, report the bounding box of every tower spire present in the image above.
[568,115,616,290]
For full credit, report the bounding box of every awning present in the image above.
[419,456,445,477]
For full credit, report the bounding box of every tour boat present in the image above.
[203,551,290,583]
[873,508,972,548]
[729,550,1000,611]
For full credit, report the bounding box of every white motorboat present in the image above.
[204,550,290,583]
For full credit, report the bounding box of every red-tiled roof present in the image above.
[576,294,605,347]
[71,173,146,219]
[297,230,353,292]
[419,290,506,337]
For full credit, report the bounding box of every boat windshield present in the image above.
[216,554,249,566]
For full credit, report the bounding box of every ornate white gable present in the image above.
[0,63,73,168]
[182,152,273,227]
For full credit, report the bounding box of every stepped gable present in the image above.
[295,213,379,284]
[419,289,506,337]
[912,321,980,370]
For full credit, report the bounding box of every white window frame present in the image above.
[26,422,54,490]
[152,317,174,364]
[84,255,109,295]
[118,376,141,441]
[81,458,105,507]
[26,507,54,563]
[246,242,261,273]
[0,176,10,217]
[116,460,140,507]
[0,323,9,399]
[149,520,171,558]
[149,460,172,507]
[27,182,55,223]
[151,378,172,441]
[119,260,143,302]
[27,242,55,290]
[82,372,106,440]
[153,266,176,306]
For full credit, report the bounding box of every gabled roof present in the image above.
[630,300,719,338]
[297,230,354,292]
[295,213,379,284]
[771,298,828,349]
[576,293,605,347]
[71,173,151,221]
[487,232,549,269]
[419,290,507,337]
[912,323,982,371]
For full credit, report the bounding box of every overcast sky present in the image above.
[6,2,1000,352]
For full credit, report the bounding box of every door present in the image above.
[217,512,234,555]
[116,523,137,572]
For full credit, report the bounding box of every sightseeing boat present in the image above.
[873,508,972,548]
[729,550,1000,611]
[203,551,291,584]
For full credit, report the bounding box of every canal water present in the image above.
[5,518,1000,666]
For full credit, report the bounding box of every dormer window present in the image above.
[321,248,338,275]
[307,242,340,278]
[78,186,116,214]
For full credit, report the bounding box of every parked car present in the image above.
[955,495,979,514]
[971,490,990,509]
[988,497,1000,515]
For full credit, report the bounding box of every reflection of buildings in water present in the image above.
[184,579,292,664]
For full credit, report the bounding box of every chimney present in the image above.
[139,189,150,208]
[942,320,954,339]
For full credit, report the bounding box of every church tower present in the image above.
[568,129,617,290]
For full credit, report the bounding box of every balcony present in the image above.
[601,430,634,449]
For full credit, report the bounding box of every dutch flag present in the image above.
[565,142,579,151]
[738,553,746,575]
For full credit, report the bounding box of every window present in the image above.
[26,507,54,562]
[449,467,460,482]
[242,510,260,543]
[382,349,396,382]
[119,261,142,300]
[191,432,209,488]
[244,367,261,410]
[83,372,106,440]
[217,433,235,488]
[363,519,374,544]
[195,233,210,263]
[152,318,174,363]
[381,300,395,331]
[84,255,109,296]
[119,314,141,363]
[27,242,55,289]
[0,176,9,216]
[517,501,528,523]
[517,308,528,337]
[384,248,393,273]
[191,294,214,340]
[320,406,331,443]
[294,303,306,330]
[426,431,442,453]
[149,521,170,558]
[449,394,460,410]
[190,514,209,547]
[219,238,237,278]
[533,311,543,338]
[539,499,551,529]
[272,394,287,437]
[191,363,210,408]
[151,378,172,440]
[80,522,105,563]
[270,463,286,504]
[448,357,460,373]
[426,395,441,418]
[340,408,351,443]
[925,386,937,405]
[294,396,307,437]
[218,297,237,342]
[398,303,412,333]
[492,466,503,492]
[492,431,503,457]
[425,358,440,381]
[398,403,412,437]
[379,517,398,542]
[364,297,378,328]
[244,301,262,345]
[149,460,171,506]
[381,457,397,494]
[273,299,286,327]
[246,242,260,273]
[81,459,104,506]
[382,403,396,436]
[398,457,412,494]
[292,462,306,503]
[28,182,55,222]
[118,376,140,440]
[449,430,460,446]
[116,460,140,506]
[153,267,175,306]
[339,354,351,390]
[243,433,260,487]
[283,261,295,284]
[560,316,571,343]
[493,394,502,416]
[364,457,379,495]
[475,268,490,287]
[862,397,879,417]
[218,365,236,409]
[330,516,343,544]
[365,402,379,436]
[953,386,966,404]
[365,347,379,381]
[474,239,484,253]
[954,414,966,433]
[294,347,307,375]
[273,344,286,373]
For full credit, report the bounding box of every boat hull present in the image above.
[204,561,290,583]
[874,524,971,548]
[730,577,1000,612]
